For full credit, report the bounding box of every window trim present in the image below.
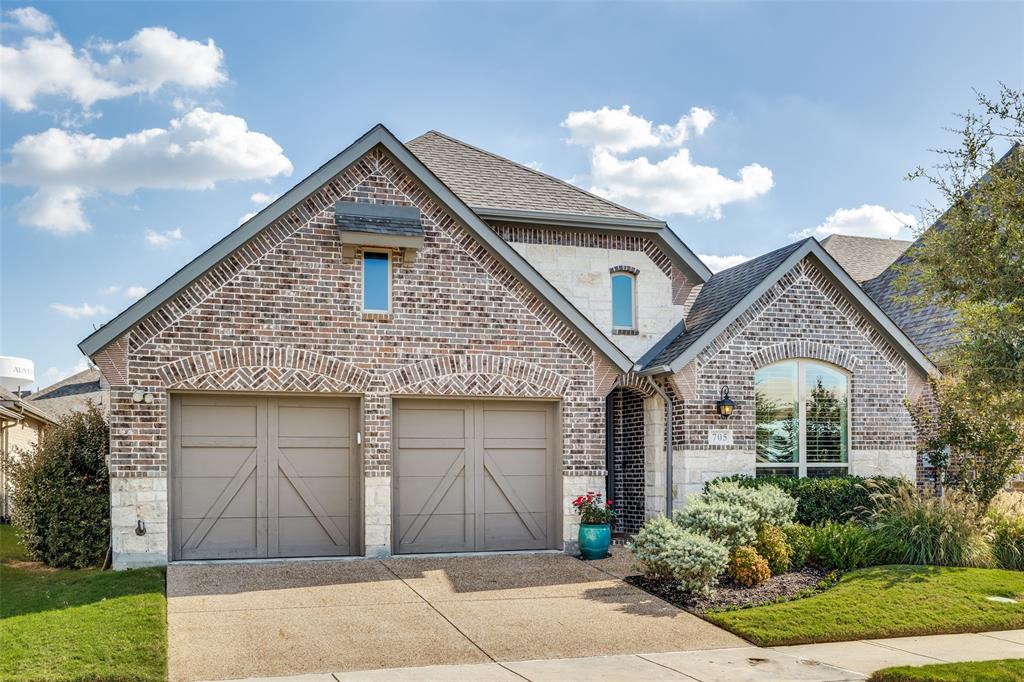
[755,359,851,478]
[611,271,638,331]
[362,249,392,314]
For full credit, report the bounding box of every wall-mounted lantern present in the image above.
[716,386,736,418]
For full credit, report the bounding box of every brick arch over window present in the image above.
[158,347,373,393]
[748,340,859,373]
[383,355,569,397]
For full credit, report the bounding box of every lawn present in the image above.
[705,565,1024,646]
[870,659,1024,682]
[0,524,167,682]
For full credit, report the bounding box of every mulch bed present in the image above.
[625,567,835,615]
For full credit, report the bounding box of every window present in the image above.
[611,272,636,330]
[755,359,849,478]
[363,251,390,312]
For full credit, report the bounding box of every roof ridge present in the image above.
[410,130,660,223]
[822,234,913,244]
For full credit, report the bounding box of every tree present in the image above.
[10,403,110,568]
[900,83,1024,417]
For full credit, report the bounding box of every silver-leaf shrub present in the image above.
[628,515,729,595]
[703,480,798,528]
[673,499,759,549]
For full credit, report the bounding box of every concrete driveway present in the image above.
[166,550,746,681]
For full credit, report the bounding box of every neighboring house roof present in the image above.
[406,131,655,222]
[0,386,56,425]
[79,124,634,372]
[821,234,912,283]
[407,131,712,284]
[27,367,109,418]
[862,235,959,361]
[638,238,937,377]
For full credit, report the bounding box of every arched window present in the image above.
[754,359,849,478]
[611,272,636,331]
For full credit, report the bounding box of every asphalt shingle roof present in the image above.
[406,131,658,222]
[862,235,958,361]
[821,234,911,283]
[27,367,108,418]
[335,202,424,238]
[643,240,809,369]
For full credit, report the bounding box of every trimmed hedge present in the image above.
[704,475,905,526]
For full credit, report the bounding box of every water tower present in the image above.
[0,357,35,393]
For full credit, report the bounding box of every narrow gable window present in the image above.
[611,272,636,330]
[363,251,390,312]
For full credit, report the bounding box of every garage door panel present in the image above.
[395,399,556,554]
[180,404,258,437]
[172,395,360,561]
[278,476,352,517]
[177,447,256,478]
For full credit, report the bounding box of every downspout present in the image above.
[647,378,674,517]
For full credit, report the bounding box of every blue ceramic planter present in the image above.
[578,523,611,560]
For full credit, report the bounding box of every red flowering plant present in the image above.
[572,491,616,525]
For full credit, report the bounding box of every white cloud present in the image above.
[562,105,714,153]
[4,107,293,234]
[237,211,258,226]
[144,227,183,247]
[100,285,121,294]
[4,7,56,33]
[250,191,276,205]
[40,359,90,386]
[793,204,917,240]
[561,105,772,218]
[699,254,752,273]
[49,302,110,319]
[0,9,226,111]
[589,148,774,218]
[124,286,147,298]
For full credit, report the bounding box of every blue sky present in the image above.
[2,1,1021,388]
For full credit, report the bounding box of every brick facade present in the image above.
[611,387,646,533]
[101,146,618,564]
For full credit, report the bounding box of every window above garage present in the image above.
[335,202,425,262]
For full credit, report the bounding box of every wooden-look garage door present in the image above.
[171,395,360,560]
[394,399,558,554]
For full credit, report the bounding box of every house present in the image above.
[78,125,935,569]
[27,367,110,419]
[0,387,55,519]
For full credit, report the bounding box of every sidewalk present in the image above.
[219,629,1024,681]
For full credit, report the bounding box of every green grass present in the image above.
[0,524,167,682]
[705,565,1024,646]
[870,659,1024,682]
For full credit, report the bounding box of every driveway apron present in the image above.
[166,551,745,681]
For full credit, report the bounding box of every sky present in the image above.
[1,1,1022,389]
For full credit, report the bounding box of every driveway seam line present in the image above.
[856,639,946,662]
[378,559,502,668]
[635,653,703,680]
[977,631,1024,646]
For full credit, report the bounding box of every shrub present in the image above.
[807,521,887,570]
[629,515,683,579]
[989,492,1024,570]
[706,474,904,525]
[703,480,798,528]
[782,524,813,570]
[627,515,729,595]
[728,546,771,587]
[755,524,792,574]
[10,404,110,569]
[861,480,993,568]
[674,499,759,550]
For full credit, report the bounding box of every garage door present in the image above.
[171,395,360,560]
[394,399,558,554]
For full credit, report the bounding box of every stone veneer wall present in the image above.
[666,257,920,501]
[96,147,615,567]
[494,225,693,360]
[611,387,646,533]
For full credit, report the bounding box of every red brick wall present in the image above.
[103,147,611,479]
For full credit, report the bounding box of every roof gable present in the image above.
[79,125,633,372]
[821,234,911,283]
[639,238,937,377]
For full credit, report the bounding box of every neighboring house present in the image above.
[0,388,55,520]
[78,125,935,569]
[27,367,110,419]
